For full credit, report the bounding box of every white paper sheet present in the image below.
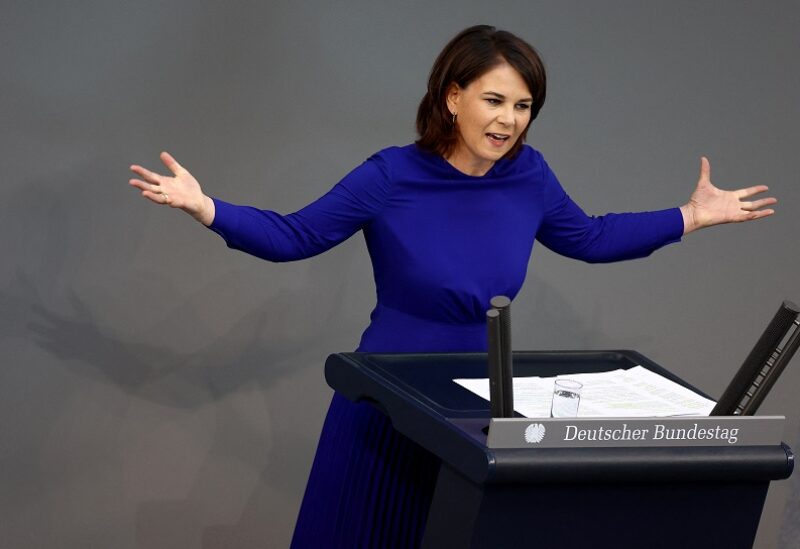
[453,366,716,418]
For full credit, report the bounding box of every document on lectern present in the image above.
[454,366,716,418]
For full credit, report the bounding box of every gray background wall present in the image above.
[2,1,798,547]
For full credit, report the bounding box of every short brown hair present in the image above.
[415,25,547,159]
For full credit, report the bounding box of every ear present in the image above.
[445,82,461,114]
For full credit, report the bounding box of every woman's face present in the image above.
[446,62,533,176]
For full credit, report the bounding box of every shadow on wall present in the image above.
[5,267,357,547]
[23,272,346,407]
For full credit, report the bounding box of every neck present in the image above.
[444,149,494,177]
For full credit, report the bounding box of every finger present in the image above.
[735,185,770,199]
[699,156,711,183]
[129,178,163,194]
[740,197,777,211]
[160,151,184,176]
[129,178,148,191]
[141,190,173,206]
[738,209,775,221]
[129,164,165,185]
[140,190,163,204]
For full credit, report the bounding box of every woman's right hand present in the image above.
[129,151,215,226]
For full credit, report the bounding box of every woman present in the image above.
[129,25,775,549]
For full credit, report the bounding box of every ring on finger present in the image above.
[163,193,170,204]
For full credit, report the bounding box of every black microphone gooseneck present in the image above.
[487,295,514,417]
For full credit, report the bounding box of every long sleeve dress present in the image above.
[208,144,684,548]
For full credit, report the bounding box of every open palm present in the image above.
[129,152,215,225]
[681,157,776,234]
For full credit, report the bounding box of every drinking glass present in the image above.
[550,379,582,418]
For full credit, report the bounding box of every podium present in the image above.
[325,350,794,549]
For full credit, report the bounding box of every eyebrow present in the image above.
[483,91,533,103]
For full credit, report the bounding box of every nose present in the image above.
[496,104,515,127]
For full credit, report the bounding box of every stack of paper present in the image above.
[454,366,716,418]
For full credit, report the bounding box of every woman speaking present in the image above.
[129,25,775,549]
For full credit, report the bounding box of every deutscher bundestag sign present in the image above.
[486,416,785,449]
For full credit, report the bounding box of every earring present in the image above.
[452,112,457,124]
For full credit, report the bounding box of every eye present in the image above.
[485,98,501,106]
[516,103,531,111]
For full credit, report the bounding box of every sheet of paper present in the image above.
[453,366,716,418]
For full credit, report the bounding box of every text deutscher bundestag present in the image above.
[564,423,739,444]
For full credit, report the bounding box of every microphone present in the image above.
[487,296,514,417]
[711,300,800,416]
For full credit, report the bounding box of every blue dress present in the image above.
[208,144,684,547]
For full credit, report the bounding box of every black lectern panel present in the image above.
[325,351,794,548]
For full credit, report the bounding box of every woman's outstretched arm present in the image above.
[536,154,777,263]
[128,150,393,262]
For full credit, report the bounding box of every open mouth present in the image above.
[486,133,510,146]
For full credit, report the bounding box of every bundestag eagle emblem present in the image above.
[524,423,546,443]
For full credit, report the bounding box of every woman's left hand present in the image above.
[680,157,777,235]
